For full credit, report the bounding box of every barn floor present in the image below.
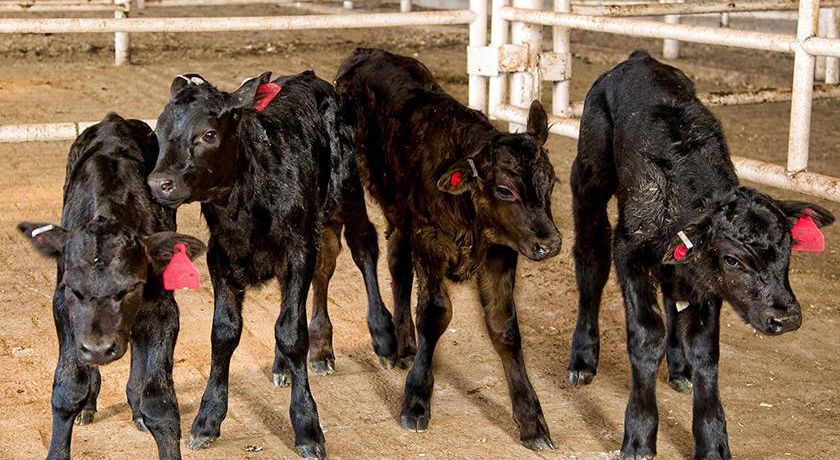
[1,4,839,459]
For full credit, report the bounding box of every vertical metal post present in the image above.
[720,12,730,28]
[488,0,509,118]
[787,0,820,174]
[401,0,411,13]
[509,0,542,132]
[661,0,683,59]
[343,1,353,9]
[114,0,129,65]
[552,0,570,116]
[469,0,489,112]
[824,8,839,83]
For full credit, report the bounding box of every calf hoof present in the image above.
[188,435,217,450]
[273,372,291,388]
[400,413,430,432]
[521,434,556,452]
[75,409,96,425]
[295,443,327,459]
[134,417,149,432]
[310,358,336,376]
[568,369,595,387]
[397,355,415,370]
[668,377,693,394]
[377,355,396,369]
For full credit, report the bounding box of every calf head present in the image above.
[664,187,835,335]
[18,217,205,365]
[148,72,272,207]
[437,101,562,261]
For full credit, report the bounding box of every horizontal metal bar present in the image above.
[500,6,797,52]
[491,103,581,138]
[571,0,840,17]
[0,120,157,143]
[733,156,840,202]
[0,10,475,33]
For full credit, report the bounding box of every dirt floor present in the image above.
[1,3,839,459]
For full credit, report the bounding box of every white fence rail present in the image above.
[2,0,840,201]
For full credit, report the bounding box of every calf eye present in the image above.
[201,130,217,143]
[495,185,517,201]
[722,255,741,269]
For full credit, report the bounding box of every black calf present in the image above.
[147,71,396,459]
[336,48,562,450]
[569,50,834,459]
[18,113,205,460]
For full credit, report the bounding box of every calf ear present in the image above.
[776,200,836,228]
[232,71,273,109]
[526,100,549,145]
[144,232,207,273]
[170,73,207,98]
[437,158,480,195]
[17,222,70,258]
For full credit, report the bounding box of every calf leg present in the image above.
[568,102,616,386]
[46,292,93,460]
[307,220,341,376]
[400,268,451,432]
[478,246,554,451]
[388,225,416,369]
[190,247,246,450]
[75,367,100,426]
[342,188,398,368]
[127,341,150,431]
[133,296,181,460]
[664,296,692,394]
[682,300,730,460]
[616,243,666,459]
[277,244,326,459]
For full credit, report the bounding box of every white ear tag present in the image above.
[677,230,694,249]
[31,224,55,237]
[467,158,479,178]
[676,300,690,312]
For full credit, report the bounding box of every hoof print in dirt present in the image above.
[296,443,327,459]
[568,369,595,387]
[522,434,556,452]
[75,410,95,426]
[400,414,429,432]
[668,377,693,394]
[134,417,149,432]
[273,372,291,388]
[310,358,336,376]
[188,435,217,450]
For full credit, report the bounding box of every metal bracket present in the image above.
[467,44,530,77]
[539,51,570,81]
[468,45,569,81]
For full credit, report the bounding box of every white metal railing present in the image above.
[2,0,840,202]
[467,0,840,202]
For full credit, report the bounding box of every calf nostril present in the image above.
[159,180,174,192]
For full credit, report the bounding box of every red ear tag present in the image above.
[791,215,825,252]
[450,171,462,187]
[163,243,200,291]
[254,82,282,112]
[673,244,688,261]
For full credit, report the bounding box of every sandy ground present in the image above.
[1,3,839,459]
